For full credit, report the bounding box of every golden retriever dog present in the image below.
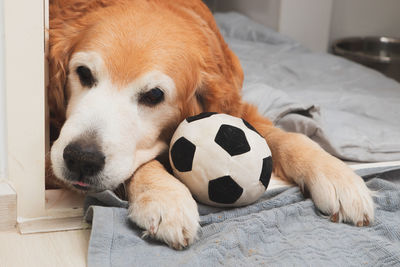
[48,0,374,249]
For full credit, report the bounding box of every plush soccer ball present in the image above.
[169,112,272,207]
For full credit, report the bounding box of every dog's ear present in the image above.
[48,27,72,141]
[48,3,79,140]
[200,24,244,115]
[48,0,112,141]
[180,0,244,115]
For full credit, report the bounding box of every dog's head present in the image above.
[49,0,243,191]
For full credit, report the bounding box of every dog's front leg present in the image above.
[242,104,374,226]
[127,160,199,249]
[266,127,374,226]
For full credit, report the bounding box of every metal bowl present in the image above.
[332,36,400,82]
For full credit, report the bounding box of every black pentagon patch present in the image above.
[208,175,243,204]
[186,112,217,123]
[242,119,263,138]
[259,156,273,188]
[170,137,196,172]
[214,124,250,156]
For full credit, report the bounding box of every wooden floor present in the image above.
[0,229,90,267]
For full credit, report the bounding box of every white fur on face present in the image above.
[51,51,179,190]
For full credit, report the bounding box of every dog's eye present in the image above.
[76,66,96,87]
[139,88,165,106]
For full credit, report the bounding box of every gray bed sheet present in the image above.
[84,12,400,267]
[214,12,400,162]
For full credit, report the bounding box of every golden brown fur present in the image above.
[49,0,374,249]
[49,0,245,139]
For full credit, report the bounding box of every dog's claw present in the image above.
[330,212,339,223]
[363,215,370,226]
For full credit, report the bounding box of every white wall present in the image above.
[279,0,332,52]
[330,0,400,43]
[204,0,333,52]
[0,0,7,180]
[208,0,281,31]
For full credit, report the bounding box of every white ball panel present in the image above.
[228,155,264,206]
[175,143,232,203]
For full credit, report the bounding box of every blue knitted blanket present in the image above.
[85,166,400,267]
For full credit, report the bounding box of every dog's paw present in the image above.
[276,133,375,226]
[306,155,374,226]
[128,186,200,250]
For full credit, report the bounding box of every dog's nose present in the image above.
[63,141,105,178]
